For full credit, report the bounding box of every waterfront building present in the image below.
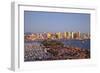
[73,32,80,39]
[64,32,67,39]
[24,31,87,41]
[47,32,52,39]
[31,34,38,40]
[66,32,70,39]
[68,32,74,39]
[56,32,62,39]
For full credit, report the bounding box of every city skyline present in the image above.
[24,11,90,33]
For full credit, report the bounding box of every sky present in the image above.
[24,11,90,33]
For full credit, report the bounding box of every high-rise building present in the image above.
[47,32,51,39]
[66,32,70,39]
[73,32,80,39]
[70,32,74,39]
[56,32,62,39]
[64,32,67,39]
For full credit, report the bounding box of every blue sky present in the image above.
[24,11,90,33]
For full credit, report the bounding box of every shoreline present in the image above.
[24,38,90,42]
